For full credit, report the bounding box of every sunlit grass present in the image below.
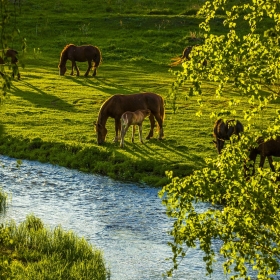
[0,0,275,186]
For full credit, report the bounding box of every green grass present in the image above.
[0,187,7,212]
[0,215,109,280]
[0,0,275,186]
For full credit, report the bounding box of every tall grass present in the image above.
[0,187,7,212]
[0,215,110,280]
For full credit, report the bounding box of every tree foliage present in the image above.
[160,0,280,279]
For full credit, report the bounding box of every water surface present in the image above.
[0,155,226,279]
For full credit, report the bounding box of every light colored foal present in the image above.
[120,109,151,148]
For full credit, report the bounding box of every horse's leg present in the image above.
[259,155,266,170]
[146,115,155,139]
[138,124,143,143]
[70,61,74,75]
[120,124,126,148]
[85,60,91,76]
[267,156,275,172]
[92,66,97,76]
[120,124,130,148]
[71,61,80,76]
[114,119,121,142]
[131,125,136,143]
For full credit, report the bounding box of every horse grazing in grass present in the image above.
[120,109,151,148]
[95,92,165,145]
[170,45,207,67]
[0,49,20,79]
[213,119,244,154]
[58,44,102,77]
[248,137,280,174]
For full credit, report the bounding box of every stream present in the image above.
[0,155,231,279]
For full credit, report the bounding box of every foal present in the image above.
[120,109,151,148]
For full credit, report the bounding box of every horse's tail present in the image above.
[169,56,183,67]
[93,46,102,68]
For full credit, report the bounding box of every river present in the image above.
[0,155,230,279]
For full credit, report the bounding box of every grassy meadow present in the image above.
[0,0,274,186]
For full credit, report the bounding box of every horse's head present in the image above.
[58,64,67,76]
[213,138,225,154]
[95,122,107,145]
[5,49,18,64]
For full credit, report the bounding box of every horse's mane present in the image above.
[61,44,75,53]
[59,44,75,66]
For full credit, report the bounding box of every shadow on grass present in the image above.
[61,75,135,96]
[10,82,77,112]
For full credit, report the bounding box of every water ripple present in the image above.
[0,155,226,280]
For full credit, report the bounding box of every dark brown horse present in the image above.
[248,137,280,174]
[58,44,102,77]
[170,45,207,67]
[95,92,165,145]
[0,49,20,79]
[213,119,244,154]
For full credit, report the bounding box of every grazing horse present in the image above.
[58,44,102,76]
[248,137,280,174]
[170,45,207,67]
[0,49,20,79]
[95,92,165,145]
[120,109,151,148]
[213,119,244,154]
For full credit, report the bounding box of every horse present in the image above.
[58,44,102,77]
[248,136,280,175]
[213,119,244,154]
[95,92,165,145]
[120,109,151,148]
[0,49,20,79]
[170,45,207,67]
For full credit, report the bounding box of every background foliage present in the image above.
[160,0,280,279]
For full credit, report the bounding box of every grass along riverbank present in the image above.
[0,214,109,279]
[0,0,275,186]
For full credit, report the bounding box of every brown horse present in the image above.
[120,109,151,148]
[213,119,244,154]
[95,92,165,145]
[58,44,102,76]
[170,45,207,67]
[248,137,280,174]
[0,49,20,79]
